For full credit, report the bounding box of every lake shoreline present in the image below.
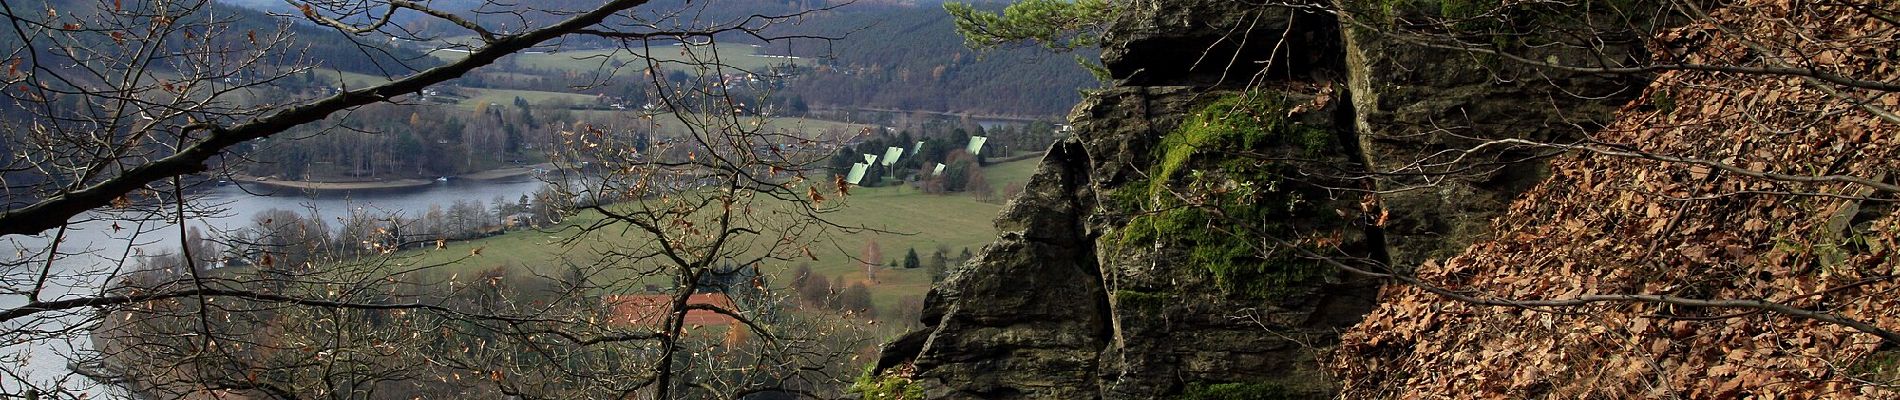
[234,163,555,194]
[805,106,1058,123]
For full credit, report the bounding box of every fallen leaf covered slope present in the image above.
[1332,0,1900,398]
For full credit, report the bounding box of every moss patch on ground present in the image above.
[1176,382,1299,400]
[1850,349,1900,385]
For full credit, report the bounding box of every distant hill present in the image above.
[764,3,1097,117]
[209,0,1093,117]
[2,0,436,76]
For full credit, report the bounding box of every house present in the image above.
[502,212,536,228]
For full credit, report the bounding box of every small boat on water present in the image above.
[435,176,450,182]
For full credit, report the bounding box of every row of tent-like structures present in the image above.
[844,136,986,185]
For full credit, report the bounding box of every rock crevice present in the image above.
[876,0,1645,397]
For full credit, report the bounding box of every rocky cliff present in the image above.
[872,0,1895,398]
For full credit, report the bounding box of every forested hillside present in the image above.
[3,0,434,76]
[214,0,1088,116]
[769,4,1096,117]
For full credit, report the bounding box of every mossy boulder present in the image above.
[1092,89,1373,399]
[869,0,1652,397]
[1111,91,1346,301]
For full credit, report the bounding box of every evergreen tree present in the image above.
[903,247,922,269]
[634,131,652,153]
[928,249,950,283]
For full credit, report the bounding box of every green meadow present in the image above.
[458,87,601,108]
[429,43,792,75]
[564,109,875,139]
[390,158,1040,315]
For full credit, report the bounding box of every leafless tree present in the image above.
[0,0,873,398]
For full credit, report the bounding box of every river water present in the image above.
[0,177,553,397]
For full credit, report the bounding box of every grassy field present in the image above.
[428,43,789,75]
[561,109,875,139]
[392,158,1039,316]
[441,87,874,140]
[983,154,1040,193]
[311,68,397,88]
[457,87,603,108]
[306,46,850,141]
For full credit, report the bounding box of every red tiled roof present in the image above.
[602,293,737,327]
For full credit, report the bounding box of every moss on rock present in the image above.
[850,366,924,400]
[1114,91,1339,299]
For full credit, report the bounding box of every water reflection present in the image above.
[0,176,554,397]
